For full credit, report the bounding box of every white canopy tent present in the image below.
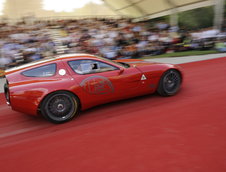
[1,0,225,29]
[103,0,224,29]
[102,0,215,18]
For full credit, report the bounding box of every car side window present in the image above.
[22,64,56,77]
[68,60,118,74]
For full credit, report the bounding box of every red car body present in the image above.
[4,54,183,123]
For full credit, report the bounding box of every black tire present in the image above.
[157,69,182,96]
[41,91,80,124]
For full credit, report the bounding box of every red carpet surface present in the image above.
[1,57,226,172]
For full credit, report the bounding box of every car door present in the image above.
[65,58,143,106]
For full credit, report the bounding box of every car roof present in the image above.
[5,53,97,74]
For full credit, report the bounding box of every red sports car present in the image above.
[4,54,183,123]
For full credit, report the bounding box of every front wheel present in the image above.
[157,69,182,96]
[41,91,80,123]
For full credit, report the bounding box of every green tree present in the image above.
[178,6,214,30]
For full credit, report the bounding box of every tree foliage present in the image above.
[178,6,214,30]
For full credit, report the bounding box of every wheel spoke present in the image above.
[43,93,78,123]
[163,70,181,94]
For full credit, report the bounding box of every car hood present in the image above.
[114,59,181,75]
[115,59,168,68]
[115,59,162,66]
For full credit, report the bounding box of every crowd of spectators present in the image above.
[0,18,226,69]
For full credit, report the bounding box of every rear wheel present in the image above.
[41,91,80,123]
[157,69,182,96]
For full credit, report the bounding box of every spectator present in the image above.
[0,17,225,69]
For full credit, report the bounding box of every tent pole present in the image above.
[165,0,178,26]
[214,0,225,31]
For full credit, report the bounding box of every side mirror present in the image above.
[118,68,124,75]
